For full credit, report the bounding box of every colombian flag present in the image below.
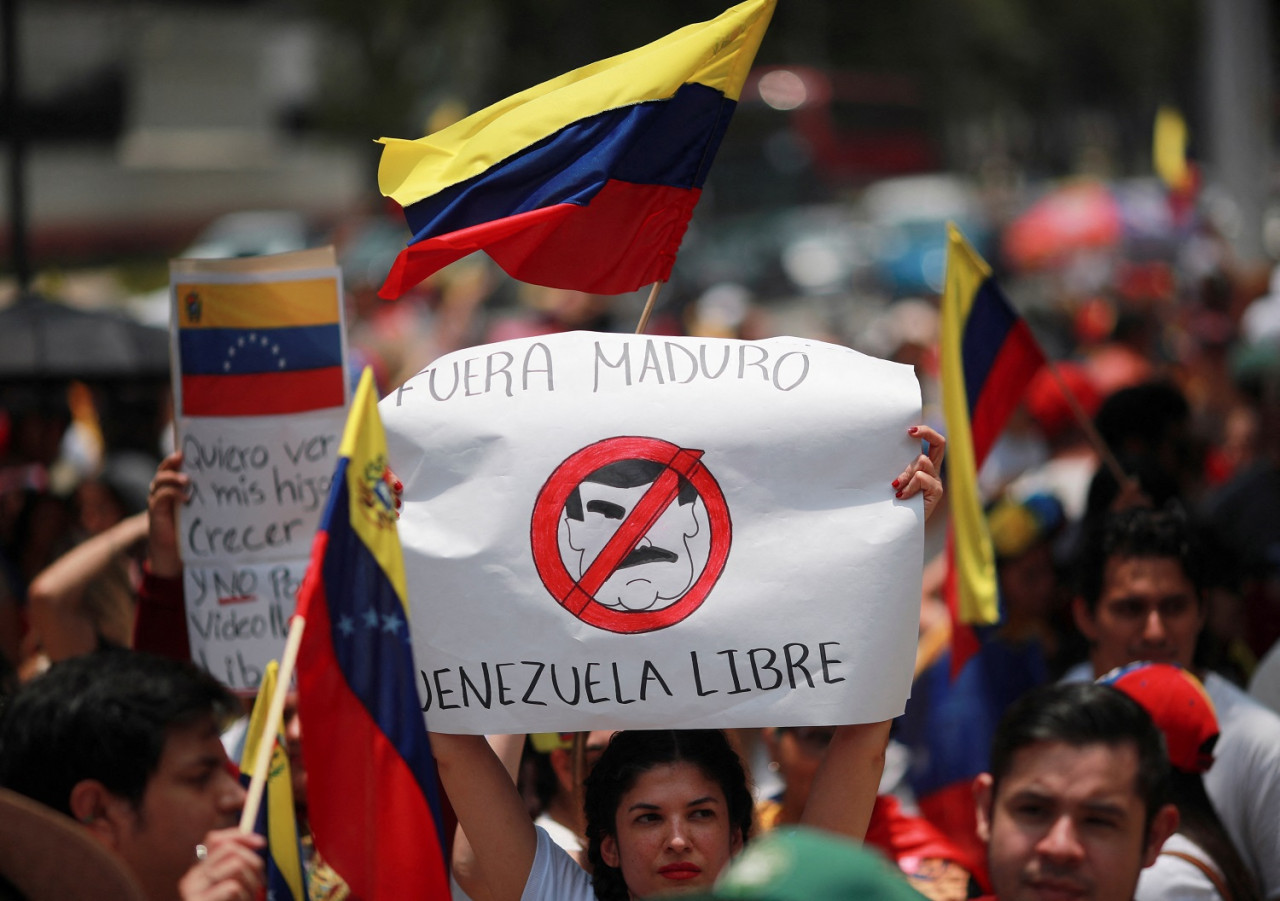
[294,368,450,899]
[176,276,346,417]
[377,0,776,299]
[939,225,1044,634]
[239,660,307,901]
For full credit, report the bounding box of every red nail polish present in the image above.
[895,490,903,498]
[908,426,919,435]
[394,479,403,492]
[891,479,900,489]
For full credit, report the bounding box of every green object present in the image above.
[683,827,928,901]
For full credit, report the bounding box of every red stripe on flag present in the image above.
[296,544,451,900]
[380,180,700,298]
[968,319,1043,466]
[181,367,345,417]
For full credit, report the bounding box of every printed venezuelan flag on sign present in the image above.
[239,659,307,901]
[939,225,1044,632]
[294,368,449,899]
[377,0,776,299]
[176,277,345,417]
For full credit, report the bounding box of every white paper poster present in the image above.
[169,248,348,691]
[383,331,924,733]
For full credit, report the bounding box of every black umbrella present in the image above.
[0,293,170,381]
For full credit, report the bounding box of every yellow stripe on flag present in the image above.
[340,368,410,611]
[175,278,340,329]
[240,661,307,901]
[939,224,1000,625]
[378,0,775,206]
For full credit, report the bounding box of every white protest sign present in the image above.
[169,248,349,692]
[383,331,923,733]
[184,558,309,690]
[177,411,342,565]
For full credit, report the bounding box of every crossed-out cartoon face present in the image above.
[563,459,702,613]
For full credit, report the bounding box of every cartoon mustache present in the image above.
[617,545,679,568]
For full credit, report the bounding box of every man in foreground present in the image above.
[0,648,264,901]
[1066,506,1280,898]
[973,681,1178,901]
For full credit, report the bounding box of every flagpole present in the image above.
[1040,356,1133,489]
[238,615,307,834]
[634,281,664,335]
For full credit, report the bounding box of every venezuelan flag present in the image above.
[939,225,1044,631]
[377,0,776,299]
[239,660,307,901]
[176,276,346,417]
[294,368,450,899]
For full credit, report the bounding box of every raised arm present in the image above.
[450,733,530,901]
[24,511,148,660]
[803,424,944,840]
[430,732,539,901]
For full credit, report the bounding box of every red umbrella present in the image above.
[1003,180,1123,270]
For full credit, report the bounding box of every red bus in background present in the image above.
[720,65,938,206]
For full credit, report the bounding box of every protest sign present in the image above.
[383,331,924,733]
[170,248,349,691]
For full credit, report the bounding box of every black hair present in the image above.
[565,460,696,521]
[989,682,1171,835]
[0,648,239,816]
[1170,770,1261,901]
[584,730,753,901]
[1075,504,1204,614]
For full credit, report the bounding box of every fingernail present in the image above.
[891,479,900,489]
[907,426,919,435]
[895,490,903,498]
[394,479,403,492]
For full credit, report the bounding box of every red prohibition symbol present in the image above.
[530,436,732,634]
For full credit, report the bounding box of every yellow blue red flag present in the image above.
[294,368,450,898]
[175,276,345,417]
[939,225,1044,635]
[239,659,307,901]
[377,0,776,299]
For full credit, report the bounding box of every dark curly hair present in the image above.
[583,730,753,901]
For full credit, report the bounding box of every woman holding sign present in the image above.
[433,426,944,901]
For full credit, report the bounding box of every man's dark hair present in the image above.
[0,648,239,816]
[989,682,1171,833]
[564,459,696,521]
[1075,504,1204,613]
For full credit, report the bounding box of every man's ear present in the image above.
[600,833,621,869]
[1072,596,1099,643]
[68,779,130,850]
[972,773,995,844]
[1141,803,1180,868]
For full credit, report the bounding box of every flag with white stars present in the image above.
[173,263,347,418]
[295,367,450,900]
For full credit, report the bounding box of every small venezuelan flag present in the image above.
[939,225,1044,632]
[176,276,345,417]
[377,0,776,299]
[240,659,308,901]
[294,368,450,899]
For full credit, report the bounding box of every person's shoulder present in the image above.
[1058,661,1092,684]
[522,825,594,901]
[1135,833,1224,901]
[1205,672,1280,731]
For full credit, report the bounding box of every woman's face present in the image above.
[600,760,742,898]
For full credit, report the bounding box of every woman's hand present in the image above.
[147,451,191,578]
[893,425,944,522]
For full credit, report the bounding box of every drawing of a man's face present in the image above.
[563,460,701,613]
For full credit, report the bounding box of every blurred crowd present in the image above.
[4,168,1280,900]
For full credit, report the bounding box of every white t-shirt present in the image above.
[521,825,596,901]
[1063,664,1280,900]
[1136,833,1223,901]
[535,812,585,855]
